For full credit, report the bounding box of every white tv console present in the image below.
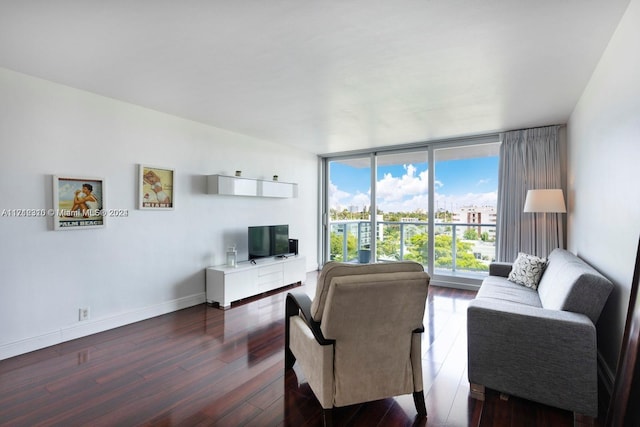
[206,255,306,309]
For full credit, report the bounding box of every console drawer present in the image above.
[257,263,283,276]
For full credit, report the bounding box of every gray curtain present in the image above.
[496,126,563,261]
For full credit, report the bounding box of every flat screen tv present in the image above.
[248,224,290,260]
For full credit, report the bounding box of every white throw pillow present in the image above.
[508,252,547,290]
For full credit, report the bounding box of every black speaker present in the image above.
[288,238,298,255]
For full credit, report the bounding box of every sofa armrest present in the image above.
[467,299,598,416]
[489,262,513,277]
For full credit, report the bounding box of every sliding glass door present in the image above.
[323,139,500,288]
[432,144,499,283]
[375,151,429,264]
[326,155,372,263]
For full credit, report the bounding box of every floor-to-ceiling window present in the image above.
[375,151,429,263]
[325,155,372,263]
[322,137,500,288]
[432,143,499,286]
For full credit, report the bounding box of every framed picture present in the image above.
[138,165,174,210]
[53,176,106,230]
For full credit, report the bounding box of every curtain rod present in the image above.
[319,123,566,158]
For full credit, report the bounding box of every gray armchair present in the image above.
[285,261,430,423]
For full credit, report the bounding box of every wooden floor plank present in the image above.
[0,274,599,426]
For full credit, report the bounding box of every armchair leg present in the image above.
[413,391,427,416]
[322,408,333,427]
[284,294,298,370]
[285,347,296,370]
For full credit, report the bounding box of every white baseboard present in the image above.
[0,293,206,361]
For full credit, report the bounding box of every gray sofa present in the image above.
[467,248,613,417]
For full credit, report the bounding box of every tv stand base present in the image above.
[206,255,306,309]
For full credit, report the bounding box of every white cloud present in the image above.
[351,192,371,209]
[376,164,428,203]
[329,181,351,209]
[330,163,496,214]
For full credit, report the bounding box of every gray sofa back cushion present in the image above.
[537,249,613,323]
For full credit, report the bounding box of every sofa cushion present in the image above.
[507,252,547,290]
[310,261,424,321]
[537,249,613,323]
[476,275,543,308]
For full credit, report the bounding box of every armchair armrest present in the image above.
[286,292,333,345]
[489,262,513,277]
[285,292,334,369]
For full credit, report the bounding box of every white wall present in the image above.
[0,68,319,360]
[567,0,640,381]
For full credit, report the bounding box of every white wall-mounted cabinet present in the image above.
[259,180,297,198]
[208,174,258,196]
[207,174,297,198]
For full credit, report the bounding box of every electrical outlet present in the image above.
[79,307,90,321]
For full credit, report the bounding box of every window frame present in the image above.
[320,134,500,289]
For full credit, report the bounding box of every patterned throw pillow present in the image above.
[507,252,547,289]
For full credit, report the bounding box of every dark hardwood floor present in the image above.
[0,273,592,426]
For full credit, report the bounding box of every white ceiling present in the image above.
[0,1,630,155]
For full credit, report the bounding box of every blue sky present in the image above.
[329,156,499,212]
[432,157,499,195]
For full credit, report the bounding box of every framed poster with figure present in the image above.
[139,165,174,210]
[53,175,106,230]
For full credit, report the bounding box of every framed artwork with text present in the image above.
[53,175,106,230]
[138,165,174,210]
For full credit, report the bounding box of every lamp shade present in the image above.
[523,189,567,213]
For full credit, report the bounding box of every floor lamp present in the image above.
[523,189,567,257]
